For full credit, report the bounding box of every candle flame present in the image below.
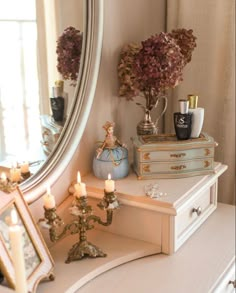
[77,171,81,183]
[1,172,7,181]
[108,173,111,180]
[11,209,18,225]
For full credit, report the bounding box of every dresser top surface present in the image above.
[85,162,227,211]
[78,203,235,293]
[1,203,233,293]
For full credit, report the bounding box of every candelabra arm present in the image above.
[87,209,113,228]
[41,207,81,243]
[49,221,80,242]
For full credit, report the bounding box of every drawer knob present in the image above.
[192,206,202,216]
[228,280,236,288]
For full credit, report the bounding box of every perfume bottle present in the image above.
[174,99,192,140]
[50,80,67,123]
[55,80,68,120]
[50,85,64,122]
[188,94,204,138]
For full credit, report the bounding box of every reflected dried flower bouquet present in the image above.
[118,28,197,111]
[56,26,83,83]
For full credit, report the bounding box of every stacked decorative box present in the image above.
[132,132,217,179]
[40,114,63,155]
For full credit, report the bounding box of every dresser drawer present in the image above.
[137,158,214,178]
[211,259,236,292]
[173,182,218,253]
[176,189,214,238]
[138,147,214,162]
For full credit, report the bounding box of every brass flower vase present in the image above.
[137,96,168,136]
[137,110,157,135]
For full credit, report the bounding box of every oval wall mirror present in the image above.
[0,0,103,204]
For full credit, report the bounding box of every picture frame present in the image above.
[0,187,54,293]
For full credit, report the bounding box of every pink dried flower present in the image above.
[134,32,185,110]
[117,43,141,100]
[117,29,197,111]
[56,26,83,83]
[170,28,197,64]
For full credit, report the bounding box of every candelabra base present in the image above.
[66,240,107,263]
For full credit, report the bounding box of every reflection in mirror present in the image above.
[23,0,103,204]
[0,0,83,183]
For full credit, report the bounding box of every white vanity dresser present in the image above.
[38,162,234,293]
[34,162,234,293]
[0,163,234,293]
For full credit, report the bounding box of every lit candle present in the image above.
[105,173,115,192]
[43,186,56,209]
[20,161,29,174]
[10,164,21,183]
[74,171,87,197]
[0,172,7,184]
[74,182,87,198]
[77,171,81,184]
[8,210,27,293]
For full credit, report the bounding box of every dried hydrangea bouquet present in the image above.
[118,28,197,135]
[56,26,83,84]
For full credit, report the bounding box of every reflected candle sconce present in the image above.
[39,172,120,263]
[0,161,32,193]
[0,172,17,193]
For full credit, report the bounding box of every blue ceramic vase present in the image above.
[93,147,129,180]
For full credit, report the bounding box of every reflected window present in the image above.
[0,0,43,165]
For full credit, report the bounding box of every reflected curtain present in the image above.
[35,0,84,115]
[165,0,235,204]
[36,0,59,115]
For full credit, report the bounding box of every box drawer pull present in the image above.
[228,280,236,288]
[42,130,50,136]
[204,161,211,168]
[143,165,150,172]
[41,140,49,146]
[192,206,202,216]
[205,148,211,156]
[143,153,150,160]
[171,165,186,170]
[170,153,186,158]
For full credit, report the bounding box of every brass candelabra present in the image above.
[0,178,17,193]
[40,190,120,263]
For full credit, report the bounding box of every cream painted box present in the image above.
[132,132,217,179]
[40,114,63,155]
[84,162,227,254]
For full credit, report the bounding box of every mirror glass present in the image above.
[22,0,103,203]
[0,1,83,183]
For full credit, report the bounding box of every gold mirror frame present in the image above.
[21,0,104,204]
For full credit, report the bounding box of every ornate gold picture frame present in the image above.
[0,187,54,293]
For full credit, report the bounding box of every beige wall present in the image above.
[79,0,166,173]
[30,0,235,226]
[30,0,166,218]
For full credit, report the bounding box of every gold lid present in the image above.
[55,80,64,91]
[188,94,198,108]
